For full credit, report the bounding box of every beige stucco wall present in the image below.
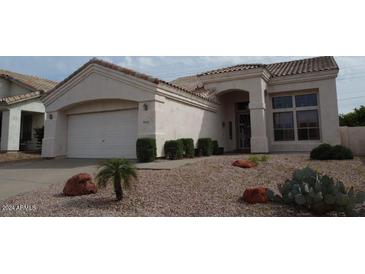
[42,63,341,158]
[204,76,270,153]
[267,78,340,152]
[154,97,223,156]
[42,65,220,158]
[42,69,156,158]
[340,126,365,156]
[0,79,11,97]
[0,79,31,98]
[64,99,138,115]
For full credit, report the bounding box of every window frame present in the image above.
[273,111,295,142]
[271,92,321,142]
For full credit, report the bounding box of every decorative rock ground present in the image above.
[232,160,257,168]
[63,173,97,196]
[242,187,269,204]
[1,154,365,217]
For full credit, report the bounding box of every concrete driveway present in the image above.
[0,159,99,201]
[0,157,203,201]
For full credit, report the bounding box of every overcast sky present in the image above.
[0,56,364,114]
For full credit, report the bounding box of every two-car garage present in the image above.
[66,109,138,158]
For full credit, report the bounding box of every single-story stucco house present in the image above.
[0,70,57,152]
[41,56,341,159]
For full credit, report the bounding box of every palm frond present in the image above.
[95,158,137,191]
[95,166,114,188]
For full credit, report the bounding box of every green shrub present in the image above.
[331,145,353,160]
[278,167,365,216]
[215,147,224,155]
[136,138,156,163]
[212,140,219,155]
[197,138,213,156]
[179,138,195,158]
[195,148,203,157]
[164,140,184,160]
[248,155,269,165]
[310,143,333,160]
[310,144,353,160]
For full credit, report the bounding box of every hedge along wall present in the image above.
[340,126,365,156]
[156,97,224,157]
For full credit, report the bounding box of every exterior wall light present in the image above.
[143,103,148,111]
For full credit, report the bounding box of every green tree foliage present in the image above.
[339,105,365,126]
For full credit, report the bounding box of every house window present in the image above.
[295,94,317,107]
[273,112,295,141]
[296,110,320,140]
[272,96,293,109]
[229,121,233,140]
[272,92,320,142]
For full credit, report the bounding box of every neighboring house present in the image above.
[0,70,57,152]
[42,56,340,159]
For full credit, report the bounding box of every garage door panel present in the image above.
[67,109,138,158]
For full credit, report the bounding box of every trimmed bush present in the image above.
[197,138,213,156]
[195,148,203,157]
[216,147,224,155]
[331,145,353,160]
[164,140,184,160]
[179,138,195,158]
[310,144,354,160]
[211,140,224,155]
[212,140,219,155]
[310,143,334,160]
[136,138,156,163]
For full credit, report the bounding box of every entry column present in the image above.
[0,109,21,152]
[249,81,269,153]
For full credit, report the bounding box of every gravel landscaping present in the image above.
[1,153,365,217]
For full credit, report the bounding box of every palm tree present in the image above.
[96,158,137,201]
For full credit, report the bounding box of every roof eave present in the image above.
[269,69,339,85]
[199,67,271,84]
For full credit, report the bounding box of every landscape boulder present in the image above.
[63,173,97,196]
[232,160,257,168]
[242,187,269,204]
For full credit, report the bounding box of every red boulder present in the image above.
[242,187,269,204]
[63,173,97,196]
[232,160,257,168]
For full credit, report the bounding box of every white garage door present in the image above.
[67,109,138,158]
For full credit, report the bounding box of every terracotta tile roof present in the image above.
[197,64,265,76]
[194,56,338,78]
[0,69,58,105]
[0,69,58,92]
[171,57,339,98]
[266,56,339,78]
[47,58,217,103]
[171,75,203,92]
[0,91,42,105]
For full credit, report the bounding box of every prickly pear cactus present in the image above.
[278,167,365,216]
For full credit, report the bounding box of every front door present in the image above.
[237,112,251,150]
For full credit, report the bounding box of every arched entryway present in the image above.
[217,89,251,152]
